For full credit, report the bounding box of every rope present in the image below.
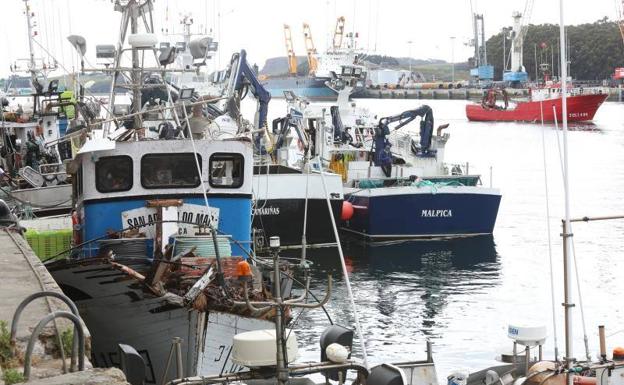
[540,100,560,362]
[315,155,369,368]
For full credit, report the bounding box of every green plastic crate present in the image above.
[25,229,72,260]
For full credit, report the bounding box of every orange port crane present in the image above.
[283,24,298,75]
[332,16,346,51]
[302,22,318,75]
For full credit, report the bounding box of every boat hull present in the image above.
[465,93,608,122]
[342,186,501,239]
[8,184,72,216]
[252,169,343,247]
[47,258,272,384]
[253,198,342,247]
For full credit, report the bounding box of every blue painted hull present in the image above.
[343,187,501,239]
[82,196,252,257]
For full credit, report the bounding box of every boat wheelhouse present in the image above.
[72,138,252,258]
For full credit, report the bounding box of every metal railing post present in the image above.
[23,311,85,380]
[11,291,81,371]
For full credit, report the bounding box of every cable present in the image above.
[315,155,368,368]
[570,237,591,361]
[540,100,560,362]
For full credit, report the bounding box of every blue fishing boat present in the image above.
[280,67,501,240]
[343,182,501,239]
[44,2,281,383]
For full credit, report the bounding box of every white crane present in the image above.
[503,0,534,83]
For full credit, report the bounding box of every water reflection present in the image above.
[290,235,502,359]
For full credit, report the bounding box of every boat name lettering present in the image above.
[421,209,452,217]
[568,112,589,118]
[508,326,519,336]
[121,204,220,238]
[126,213,159,228]
[253,206,280,216]
[178,211,214,226]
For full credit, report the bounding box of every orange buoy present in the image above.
[613,346,624,360]
[341,201,354,221]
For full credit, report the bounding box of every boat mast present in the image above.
[558,0,574,383]
[130,2,143,130]
[23,0,37,83]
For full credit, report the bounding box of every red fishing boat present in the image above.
[466,86,609,122]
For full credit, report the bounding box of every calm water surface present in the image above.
[258,99,624,376]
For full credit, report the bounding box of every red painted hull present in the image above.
[466,93,608,122]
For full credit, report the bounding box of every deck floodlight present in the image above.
[189,37,213,65]
[159,46,177,67]
[179,88,194,100]
[67,35,87,57]
[96,45,116,68]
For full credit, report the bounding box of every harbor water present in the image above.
[259,99,624,376]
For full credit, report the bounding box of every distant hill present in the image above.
[364,55,446,67]
[259,54,451,77]
[485,17,624,81]
[260,56,308,76]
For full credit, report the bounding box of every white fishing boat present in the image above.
[42,1,298,384]
[277,66,501,240]
[0,1,75,217]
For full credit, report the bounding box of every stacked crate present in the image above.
[25,229,72,260]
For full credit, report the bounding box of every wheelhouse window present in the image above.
[141,153,202,189]
[209,153,244,188]
[95,156,133,193]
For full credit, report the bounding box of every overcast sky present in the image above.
[1,0,620,78]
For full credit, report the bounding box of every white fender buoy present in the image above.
[326,343,349,363]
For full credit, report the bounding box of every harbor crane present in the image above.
[332,16,346,51]
[503,0,534,85]
[283,24,298,75]
[302,23,318,75]
[469,14,494,82]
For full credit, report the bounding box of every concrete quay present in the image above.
[0,227,128,384]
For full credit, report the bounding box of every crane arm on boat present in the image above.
[272,115,309,155]
[226,50,271,130]
[373,105,436,169]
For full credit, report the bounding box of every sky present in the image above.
[0,0,621,78]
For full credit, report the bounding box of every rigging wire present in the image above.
[300,151,312,263]
[315,154,369,368]
[552,105,590,361]
[539,101,560,362]
[570,234,591,361]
